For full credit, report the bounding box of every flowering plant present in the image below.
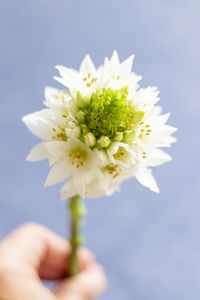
[23,51,176,275]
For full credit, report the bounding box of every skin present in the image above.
[0,223,107,300]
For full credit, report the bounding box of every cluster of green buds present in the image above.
[73,87,144,149]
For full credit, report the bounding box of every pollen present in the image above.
[69,149,87,168]
[52,127,67,141]
[106,164,121,178]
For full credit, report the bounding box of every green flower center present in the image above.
[84,87,135,139]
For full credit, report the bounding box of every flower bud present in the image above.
[81,124,89,135]
[76,110,85,123]
[66,126,81,138]
[97,136,111,148]
[76,91,90,108]
[84,132,96,147]
[113,132,123,142]
[123,130,135,144]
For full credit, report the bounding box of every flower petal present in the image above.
[44,160,71,187]
[80,54,96,77]
[44,141,68,158]
[133,163,159,193]
[144,148,171,167]
[22,109,53,140]
[61,179,77,200]
[26,143,49,162]
[120,54,134,75]
[54,65,83,90]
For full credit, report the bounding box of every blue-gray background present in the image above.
[0,1,199,299]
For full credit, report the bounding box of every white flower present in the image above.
[22,51,177,199]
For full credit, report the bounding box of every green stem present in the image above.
[68,195,86,276]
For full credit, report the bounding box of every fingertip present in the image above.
[78,247,96,269]
[54,262,107,299]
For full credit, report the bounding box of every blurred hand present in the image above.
[0,223,106,300]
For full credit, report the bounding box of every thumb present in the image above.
[54,263,107,300]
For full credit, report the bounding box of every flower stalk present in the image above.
[68,194,86,276]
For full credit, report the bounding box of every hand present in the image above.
[0,223,106,300]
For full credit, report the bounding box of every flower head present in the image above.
[22,51,177,199]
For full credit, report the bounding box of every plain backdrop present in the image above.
[0,1,200,299]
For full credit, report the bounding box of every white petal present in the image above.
[110,50,120,65]
[61,179,76,200]
[120,54,134,75]
[72,175,86,198]
[80,55,96,76]
[44,141,68,158]
[26,143,49,162]
[44,160,71,187]
[22,110,53,140]
[54,65,82,90]
[133,163,159,193]
[44,87,59,102]
[145,149,171,167]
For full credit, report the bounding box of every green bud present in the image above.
[80,124,89,135]
[76,91,90,108]
[123,130,136,144]
[97,136,111,148]
[132,111,145,124]
[76,110,85,123]
[113,132,123,142]
[84,132,96,147]
[72,126,81,138]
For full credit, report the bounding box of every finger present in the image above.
[40,247,95,280]
[54,263,107,300]
[0,223,94,280]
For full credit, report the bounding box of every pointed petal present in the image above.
[80,55,96,76]
[145,149,171,167]
[44,87,59,102]
[44,160,71,187]
[61,179,76,200]
[72,175,86,198]
[110,50,120,65]
[44,141,68,158]
[54,65,82,89]
[133,163,159,193]
[22,109,53,140]
[120,54,134,75]
[26,143,49,162]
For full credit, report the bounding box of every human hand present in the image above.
[0,223,106,300]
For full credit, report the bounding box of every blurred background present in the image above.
[0,0,199,299]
